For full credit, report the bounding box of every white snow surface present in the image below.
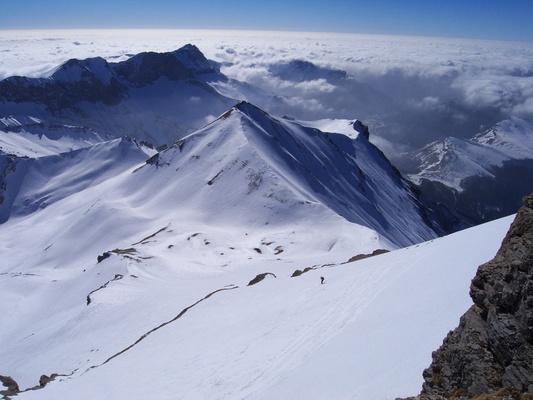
[0,198,513,399]
[472,116,533,159]
[290,117,360,139]
[0,116,105,157]
[0,98,515,398]
[0,31,527,399]
[409,117,533,191]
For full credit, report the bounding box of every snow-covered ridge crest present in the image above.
[0,43,233,145]
[41,43,217,85]
[409,116,533,192]
[148,101,441,246]
[406,116,533,224]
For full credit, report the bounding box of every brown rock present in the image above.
[421,193,533,398]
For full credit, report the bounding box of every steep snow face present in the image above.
[145,102,438,246]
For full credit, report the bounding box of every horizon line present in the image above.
[1,28,532,45]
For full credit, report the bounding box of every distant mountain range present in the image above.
[0,43,529,400]
[408,117,533,223]
[0,44,235,144]
[1,43,532,225]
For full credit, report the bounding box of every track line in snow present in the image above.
[83,285,240,373]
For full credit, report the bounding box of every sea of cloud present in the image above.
[1,29,532,158]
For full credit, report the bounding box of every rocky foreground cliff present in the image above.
[403,193,533,399]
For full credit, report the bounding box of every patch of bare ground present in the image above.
[342,249,389,264]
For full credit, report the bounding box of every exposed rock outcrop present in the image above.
[247,273,277,286]
[0,375,19,398]
[421,193,533,398]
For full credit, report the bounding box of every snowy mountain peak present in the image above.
[409,117,533,191]
[232,100,272,120]
[47,57,115,85]
[471,116,533,159]
[152,101,443,246]
[115,43,218,86]
[408,117,533,223]
[171,43,217,73]
[0,44,233,145]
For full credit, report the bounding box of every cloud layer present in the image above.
[1,29,532,157]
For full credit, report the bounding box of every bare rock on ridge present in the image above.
[421,193,533,398]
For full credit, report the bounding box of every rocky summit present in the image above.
[416,193,533,399]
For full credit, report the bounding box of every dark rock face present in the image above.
[422,193,533,398]
[39,373,58,388]
[0,375,19,396]
[353,120,370,140]
[247,272,277,286]
[115,45,216,86]
[0,44,218,111]
[0,62,126,110]
[97,251,112,263]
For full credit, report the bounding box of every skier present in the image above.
[320,276,325,284]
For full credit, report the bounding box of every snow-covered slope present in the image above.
[147,101,443,246]
[408,117,533,223]
[471,117,533,159]
[409,117,533,191]
[0,115,105,157]
[0,201,513,399]
[1,100,442,244]
[0,44,239,146]
[0,97,514,399]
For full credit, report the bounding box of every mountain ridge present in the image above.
[0,44,235,145]
[408,117,533,224]
[149,101,451,246]
[0,45,522,400]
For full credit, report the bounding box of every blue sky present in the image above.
[1,0,533,42]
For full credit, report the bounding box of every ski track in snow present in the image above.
[0,214,513,400]
[0,58,522,398]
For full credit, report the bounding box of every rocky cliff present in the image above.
[419,193,533,399]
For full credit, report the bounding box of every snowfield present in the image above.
[0,100,514,398]
[0,46,520,396]
[0,205,512,399]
